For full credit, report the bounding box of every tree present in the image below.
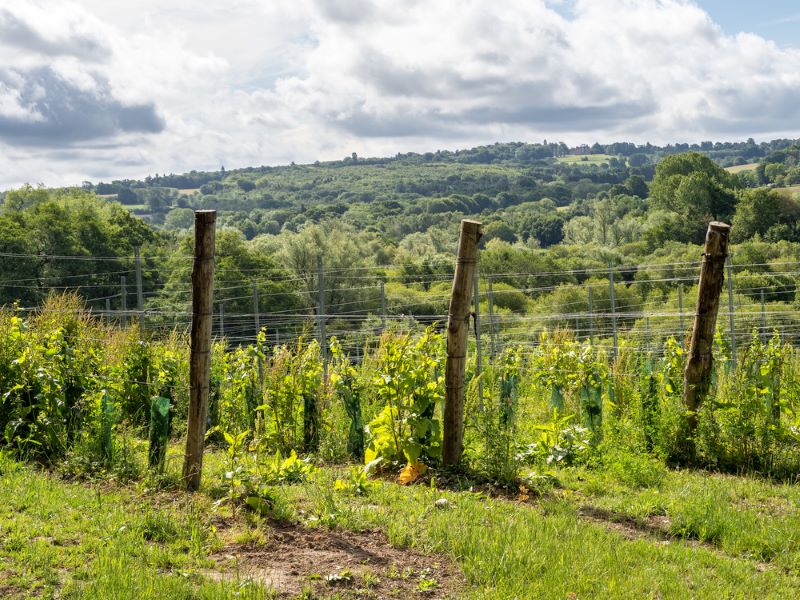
[527,213,564,247]
[237,179,256,192]
[732,189,787,243]
[164,207,195,230]
[481,221,517,246]
[562,216,595,245]
[271,222,386,315]
[628,153,648,168]
[156,228,302,320]
[625,174,648,198]
[649,153,738,240]
[0,188,160,307]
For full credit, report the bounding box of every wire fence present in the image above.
[1,249,799,361]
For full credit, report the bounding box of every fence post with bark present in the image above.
[443,219,482,467]
[681,221,730,461]
[182,210,216,491]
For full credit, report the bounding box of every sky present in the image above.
[1,0,800,188]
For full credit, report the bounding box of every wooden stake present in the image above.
[682,221,730,449]
[726,254,737,369]
[587,285,595,347]
[317,255,328,382]
[135,246,144,332]
[182,210,216,491]
[380,280,386,332]
[678,283,685,349]
[487,276,496,361]
[443,219,482,466]
[253,279,261,338]
[473,269,483,410]
[608,262,618,358]
[120,276,127,328]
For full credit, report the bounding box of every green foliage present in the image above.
[518,412,593,467]
[147,396,170,472]
[330,338,365,460]
[0,296,100,461]
[469,347,524,484]
[0,189,157,307]
[602,448,667,489]
[364,328,444,469]
[256,336,323,455]
[649,152,739,240]
[334,466,377,496]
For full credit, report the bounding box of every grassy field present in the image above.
[725,163,759,174]
[775,184,800,200]
[3,445,800,599]
[555,154,614,165]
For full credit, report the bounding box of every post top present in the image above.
[708,221,731,231]
[460,219,482,226]
[194,210,217,223]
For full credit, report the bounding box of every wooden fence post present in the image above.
[120,276,127,328]
[473,269,484,410]
[443,219,482,466]
[487,275,497,361]
[608,262,618,358]
[135,246,144,333]
[682,221,730,456]
[182,210,216,491]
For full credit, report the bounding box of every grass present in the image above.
[555,154,614,165]
[3,444,800,599]
[726,163,759,174]
[775,184,800,200]
[0,450,270,599]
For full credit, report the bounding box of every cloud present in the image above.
[0,67,164,145]
[260,0,800,145]
[3,0,800,188]
[0,2,109,62]
[0,0,226,155]
[312,0,377,24]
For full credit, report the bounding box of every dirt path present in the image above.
[207,523,464,598]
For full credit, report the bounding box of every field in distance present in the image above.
[725,162,759,173]
[555,153,613,165]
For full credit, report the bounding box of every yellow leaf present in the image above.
[398,461,427,485]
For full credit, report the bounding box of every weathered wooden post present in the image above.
[317,254,328,382]
[726,254,737,368]
[182,210,216,491]
[120,276,127,328]
[587,284,595,347]
[443,219,482,466]
[135,246,144,333]
[682,221,730,455]
[380,280,387,332]
[608,262,618,358]
[473,269,484,410]
[487,275,497,361]
[678,283,685,349]
[252,279,261,338]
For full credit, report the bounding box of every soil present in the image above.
[207,522,464,599]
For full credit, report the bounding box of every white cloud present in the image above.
[1,0,800,188]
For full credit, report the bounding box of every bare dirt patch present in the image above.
[0,585,25,599]
[206,523,463,598]
[578,504,674,542]
[0,571,26,599]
